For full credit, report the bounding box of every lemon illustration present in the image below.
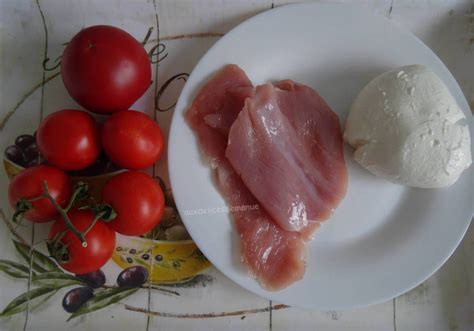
[111,235,211,284]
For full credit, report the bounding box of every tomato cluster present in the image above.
[7,26,166,274]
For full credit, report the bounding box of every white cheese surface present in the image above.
[344,64,471,188]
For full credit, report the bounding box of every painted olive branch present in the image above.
[102,284,180,296]
[124,303,289,318]
[0,72,61,131]
[0,208,29,245]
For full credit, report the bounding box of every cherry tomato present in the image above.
[61,25,151,114]
[37,109,101,170]
[8,165,72,223]
[102,171,164,236]
[49,209,116,274]
[101,110,163,170]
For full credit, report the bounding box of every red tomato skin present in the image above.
[8,165,72,223]
[37,109,101,171]
[101,110,163,170]
[49,209,116,274]
[102,171,164,236]
[61,25,151,114]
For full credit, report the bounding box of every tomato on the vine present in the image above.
[48,209,116,274]
[8,165,72,223]
[102,171,164,236]
[61,25,151,114]
[37,109,101,171]
[101,110,164,170]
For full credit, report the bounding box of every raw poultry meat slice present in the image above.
[203,86,255,136]
[185,64,306,290]
[216,160,306,290]
[226,82,347,238]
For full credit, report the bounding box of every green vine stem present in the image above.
[13,181,107,249]
[82,216,100,238]
[40,182,87,247]
[79,206,114,238]
[64,182,89,211]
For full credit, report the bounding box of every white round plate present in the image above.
[168,3,472,309]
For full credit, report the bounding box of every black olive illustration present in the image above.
[129,249,136,254]
[62,287,93,313]
[5,145,25,166]
[23,144,40,164]
[126,257,133,263]
[117,266,148,288]
[25,158,41,167]
[154,254,163,262]
[76,269,106,289]
[141,254,150,260]
[15,134,35,150]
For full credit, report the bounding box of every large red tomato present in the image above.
[49,209,116,274]
[37,109,101,170]
[102,171,164,236]
[8,165,72,223]
[61,25,151,114]
[101,110,163,170]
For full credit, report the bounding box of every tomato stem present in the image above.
[52,228,69,246]
[13,180,106,249]
[27,196,44,202]
[47,227,72,264]
[12,202,29,224]
[64,182,89,212]
[82,214,101,237]
[41,181,88,247]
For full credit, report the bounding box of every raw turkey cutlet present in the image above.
[226,81,347,238]
[185,64,306,290]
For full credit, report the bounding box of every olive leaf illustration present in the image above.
[0,259,33,279]
[0,270,72,318]
[32,272,84,288]
[67,287,139,321]
[13,240,61,273]
[0,287,58,317]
